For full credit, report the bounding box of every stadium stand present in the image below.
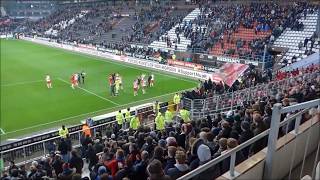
[273,12,319,66]
[149,8,200,51]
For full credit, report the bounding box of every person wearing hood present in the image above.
[197,144,211,165]
[167,151,190,179]
[147,159,171,180]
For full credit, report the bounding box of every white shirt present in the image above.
[46,75,51,82]
[74,74,78,81]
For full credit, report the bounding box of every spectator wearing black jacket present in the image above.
[164,146,177,174]
[58,138,71,163]
[132,151,150,180]
[52,154,64,177]
[167,151,190,179]
[69,150,84,174]
[219,121,232,138]
[238,121,254,158]
[249,113,267,155]
[86,144,99,171]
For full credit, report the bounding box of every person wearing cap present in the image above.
[197,144,211,165]
[179,107,190,123]
[82,122,91,137]
[173,93,181,111]
[155,113,165,131]
[116,110,124,130]
[59,125,69,139]
[164,109,173,125]
[130,114,140,130]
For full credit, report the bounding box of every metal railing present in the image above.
[182,71,319,120]
[264,99,320,179]
[0,103,179,168]
[177,98,320,180]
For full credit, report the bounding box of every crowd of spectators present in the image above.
[0,16,25,35]
[2,63,319,180]
[167,2,317,61]
[182,65,273,100]
[2,1,317,65]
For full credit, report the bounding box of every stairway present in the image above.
[273,13,319,65]
[148,8,201,52]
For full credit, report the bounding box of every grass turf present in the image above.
[0,39,197,140]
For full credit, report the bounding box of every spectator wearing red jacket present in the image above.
[106,149,125,177]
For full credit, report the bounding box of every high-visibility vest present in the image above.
[173,94,181,105]
[153,103,160,113]
[180,109,190,123]
[165,110,173,123]
[155,114,165,130]
[116,112,124,125]
[82,124,91,137]
[125,110,131,122]
[59,128,69,138]
[130,116,140,130]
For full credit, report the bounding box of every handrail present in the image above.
[0,103,176,154]
[178,98,320,180]
[0,119,115,154]
[184,70,318,101]
[177,128,270,180]
[280,99,320,114]
[279,108,310,127]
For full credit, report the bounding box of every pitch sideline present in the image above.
[1,87,194,136]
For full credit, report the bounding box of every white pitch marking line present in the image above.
[1,87,195,135]
[1,80,44,87]
[57,78,119,105]
[0,128,6,135]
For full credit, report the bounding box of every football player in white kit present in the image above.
[150,74,154,87]
[141,75,146,94]
[46,74,52,88]
[133,79,138,96]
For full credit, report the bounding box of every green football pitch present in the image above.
[0,39,197,140]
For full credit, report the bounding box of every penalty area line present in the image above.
[57,78,119,105]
